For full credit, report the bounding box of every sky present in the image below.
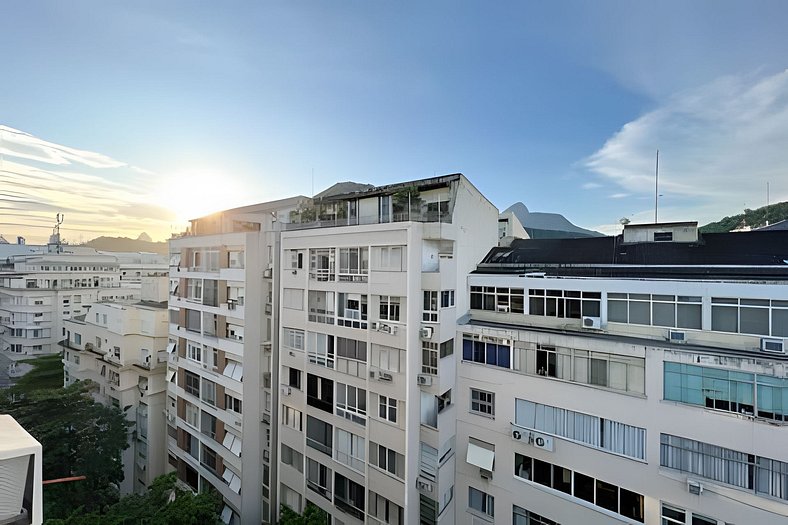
[2,1,788,243]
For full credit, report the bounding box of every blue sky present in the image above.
[2,1,788,242]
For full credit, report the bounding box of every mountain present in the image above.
[82,236,168,255]
[502,202,603,238]
[700,201,788,233]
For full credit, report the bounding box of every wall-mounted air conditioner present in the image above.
[378,372,393,382]
[582,316,601,330]
[761,338,785,354]
[281,386,292,396]
[420,326,434,339]
[669,330,686,343]
[687,480,703,495]
[263,268,272,279]
[479,468,492,480]
[417,374,433,386]
[416,478,434,493]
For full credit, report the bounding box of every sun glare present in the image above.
[158,171,246,225]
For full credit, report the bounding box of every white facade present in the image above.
[62,281,170,495]
[166,198,305,525]
[0,247,125,356]
[0,415,43,525]
[275,174,498,525]
[454,270,788,525]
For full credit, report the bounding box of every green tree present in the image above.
[0,356,131,519]
[279,502,329,525]
[45,473,221,525]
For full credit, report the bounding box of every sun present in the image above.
[157,170,246,225]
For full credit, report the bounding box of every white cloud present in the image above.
[584,70,788,223]
[582,182,603,190]
[608,193,629,199]
[0,126,176,243]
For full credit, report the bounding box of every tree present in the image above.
[45,473,221,525]
[0,356,131,520]
[279,502,329,525]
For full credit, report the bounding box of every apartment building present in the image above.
[165,198,305,525]
[0,414,43,525]
[62,277,169,495]
[275,174,498,524]
[455,223,788,525]
[0,240,122,356]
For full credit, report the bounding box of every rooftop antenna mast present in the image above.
[654,149,659,223]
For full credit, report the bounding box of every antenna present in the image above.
[654,149,659,223]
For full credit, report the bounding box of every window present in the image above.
[654,231,673,242]
[420,495,438,525]
[185,309,201,331]
[468,486,494,518]
[422,342,439,375]
[470,389,495,417]
[378,296,401,321]
[287,367,302,389]
[664,362,756,416]
[336,382,367,425]
[187,278,202,301]
[283,288,304,310]
[184,371,200,397]
[338,247,369,282]
[528,289,600,318]
[513,505,560,525]
[462,334,511,369]
[520,344,645,394]
[184,402,199,428]
[660,434,752,490]
[282,405,303,431]
[369,491,404,525]
[440,339,454,358]
[370,442,405,479]
[287,250,303,269]
[608,293,702,329]
[281,444,303,473]
[711,297,786,336]
[515,453,644,522]
[306,416,332,456]
[471,286,525,313]
[186,343,202,363]
[335,473,365,519]
[376,246,404,271]
[337,293,368,328]
[371,344,402,373]
[306,374,334,413]
[223,360,243,381]
[661,504,717,525]
[336,337,367,362]
[307,332,334,368]
[309,248,335,282]
[441,290,455,308]
[201,379,216,406]
[378,395,398,423]
[306,458,332,500]
[515,398,646,460]
[335,428,365,471]
[423,291,438,322]
[225,393,242,414]
[283,328,305,350]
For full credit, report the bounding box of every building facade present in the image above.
[275,174,498,524]
[454,225,788,525]
[62,277,170,495]
[165,198,305,524]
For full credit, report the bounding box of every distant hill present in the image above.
[503,202,603,238]
[700,202,788,233]
[82,236,168,255]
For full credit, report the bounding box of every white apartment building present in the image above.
[0,414,43,525]
[454,223,788,525]
[62,277,170,495]
[275,174,498,525]
[166,198,306,525]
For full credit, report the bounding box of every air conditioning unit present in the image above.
[420,326,434,339]
[761,338,785,354]
[227,300,237,311]
[669,330,686,343]
[582,316,602,330]
[263,268,272,279]
[687,480,703,495]
[416,478,433,492]
[417,374,433,386]
[281,386,292,396]
[378,372,393,382]
[479,468,492,480]
[496,305,510,313]
[144,355,151,363]
[369,370,377,379]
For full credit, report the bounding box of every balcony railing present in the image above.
[284,209,452,231]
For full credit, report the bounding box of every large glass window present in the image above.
[608,293,702,329]
[462,334,511,369]
[711,297,787,336]
[468,486,494,518]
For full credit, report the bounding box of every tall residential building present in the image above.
[455,223,788,524]
[62,277,170,495]
[275,174,498,524]
[165,198,306,525]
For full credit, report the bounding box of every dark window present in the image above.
[288,367,302,389]
[595,479,618,512]
[574,472,595,503]
[553,465,572,494]
[654,231,673,242]
[620,488,644,522]
[533,459,552,487]
[306,374,333,413]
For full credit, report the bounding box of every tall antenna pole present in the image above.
[654,149,659,223]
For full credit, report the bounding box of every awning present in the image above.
[466,442,495,471]
[166,341,177,354]
[166,370,176,383]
